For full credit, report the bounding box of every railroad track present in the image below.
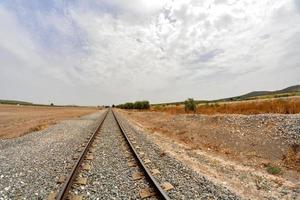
[48,109,173,200]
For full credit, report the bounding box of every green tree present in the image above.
[184,98,197,112]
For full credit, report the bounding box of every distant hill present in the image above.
[0,99,33,105]
[0,99,86,107]
[277,85,300,93]
[225,85,300,101]
[152,85,300,106]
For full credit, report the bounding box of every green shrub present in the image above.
[134,101,143,109]
[266,164,281,175]
[184,98,197,112]
[142,101,150,109]
[124,102,134,109]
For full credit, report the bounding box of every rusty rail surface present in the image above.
[56,109,109,200]
[112,109,171,200]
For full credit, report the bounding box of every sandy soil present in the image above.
[120,110,300,199]
[0,104,98,139]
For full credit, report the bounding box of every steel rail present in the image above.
[112,109,171,200]
[56,109,109,200]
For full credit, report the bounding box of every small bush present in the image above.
[154,105,162,110]
[266,164,281,175]
[184,98,197,112]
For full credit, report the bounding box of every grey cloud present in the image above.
[162,7,177,24]
[214,14,233,29]
[136,38,142,43]
[193,49,224,63]
[295,0,300,11]
[214,0,228,5]
[260,34,271,40]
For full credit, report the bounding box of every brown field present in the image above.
[121,110,300,172]
[151,97,300,115]
[0,104,98,139]
[120,110,300,199]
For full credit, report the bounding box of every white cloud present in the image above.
[111,0,167,14]
[0,0,299,105]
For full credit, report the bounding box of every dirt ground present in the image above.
[120,110,300,199]
[0,104,98,139]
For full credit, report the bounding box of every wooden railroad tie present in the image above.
[68,194,83,200]
[124,154,130,158]
[89,148,96,153]
[72,155,79,160]
[85,154,94,160]
[74,177,87,185]
[143,159,151,164]
[92,143,97,148]
[161,182,174,191]
[77,148,82,152]
[128,161,137,167]
[57,176,65,183]
[139,188,156,199]
[132,172,144,180]
[151,169,160,175]
[139,151,145,156]
[66,164,73,169]
[47,192,56,200]
[82,163,91,171]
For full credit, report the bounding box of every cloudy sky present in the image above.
[0,0,300,105]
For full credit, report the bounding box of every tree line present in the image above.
[115,98,198,112]
[116,101,150,110]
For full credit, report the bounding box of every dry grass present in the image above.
[0,104,98,139]
[151,97,300,115]
[283,144,300,172]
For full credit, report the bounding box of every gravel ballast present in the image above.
[0,111,104,199]
[115,111,242,200]
[73,111,157,199]
[1,109,246,199]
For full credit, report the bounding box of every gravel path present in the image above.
[116,111,242,200]
[0,111,103,199]
[72,110,156,199]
